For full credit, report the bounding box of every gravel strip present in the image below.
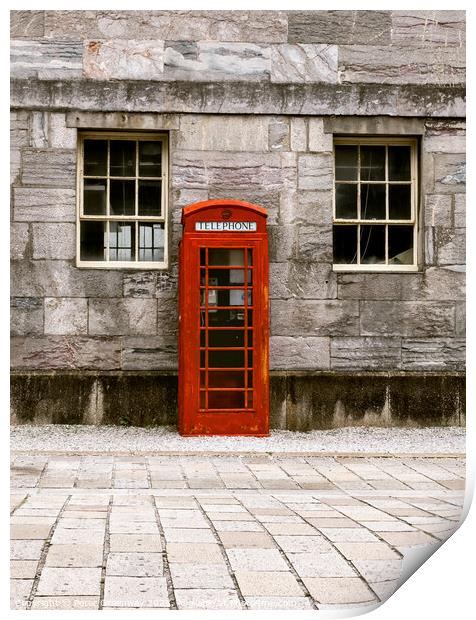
[10,425,465,455]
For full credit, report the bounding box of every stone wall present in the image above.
[10,10,466,427]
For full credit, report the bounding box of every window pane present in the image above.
[208,371,245,388]
[207,330,245,347]
[109,222,135,262]
[204,309,252,327]
[360,225,385,264]
[202,289,252,307]
[80,221,106,261]
[83,179,106,215]
[110,180,135,215]
[388,225,414,264]
[360,146,385,181]
[389,185,412,220]
[335,145,358,181]
[361,184,386,220]
[333,225,357,264]
[388,146,411,181]
[209,350,245,368]
[139,222,164,262]
[138,181,162,216]
[208,248,245,266]
[208,391,245,409]
[83,140,107,176]
[335,183,357,219]
[202,269,252,286]
[110,140,135,176]
[139,141,162,177]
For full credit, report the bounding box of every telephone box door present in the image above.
[179,200,269,436]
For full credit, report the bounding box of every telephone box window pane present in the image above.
[208,392,245,409]
[84,140,107,176]
[138,181,162,216]
[110,180,135,216]
[388,146,411,181]
[389,185,412,220]
[388,226,414,264]
[335,145,358,181]
[247,351,253,367]
[361,184,386,220]
[139,141,162,177]
[333,225,357,264]
[360,225,385,264]
[84,179,106,215]
[361,146,385,181]
[200,350,205,367]
[209,350,245,368]
[248,371,253,388]
[208,371,245,388]
[208,309,248,327]
[246,392,253,408]
[205,269,251,286]
[139,223,164,262]
[335,183,358,219]
[110,140,136,177]
[208,248,245,266]
[80,221,105,261]
[247,330,253,346]
[109,222,135,262]
[208,330,245,347]
[204,289,252,307]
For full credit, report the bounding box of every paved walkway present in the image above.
[11,453,465,610]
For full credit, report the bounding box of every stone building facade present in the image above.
[10,10,466,429]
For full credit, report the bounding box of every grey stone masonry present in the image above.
[10,11,465,379]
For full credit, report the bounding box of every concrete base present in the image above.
[10,371,465,430]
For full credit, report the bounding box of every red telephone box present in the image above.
[178,199,269,436]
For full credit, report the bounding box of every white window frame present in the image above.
[332,136,419,272]
[76,131,169,269]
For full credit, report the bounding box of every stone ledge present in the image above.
[10,79,466,118]
[11,371,465,429]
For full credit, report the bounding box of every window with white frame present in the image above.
[77,132,168,268]
[332,137,418,271]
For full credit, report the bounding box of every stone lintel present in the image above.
[11,79,466,118]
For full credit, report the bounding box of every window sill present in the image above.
[332,264,419,273]
[76,260,168,270]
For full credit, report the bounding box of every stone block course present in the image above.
[360,301,456,337]
[11,11,45,38]
[270,336,330,370]
[177,115,269,152]
[11,223,30,260]
[270,44,338,83]
[331,338,402,370]
[84,40,164,81]
[32,223,75,260]
[21,149,76,188]
[11,40,83,80]
[288,11,391,45]
[44,298,88,335]
[89,299,157,336]
[13,188,76,223]
[11,297,43,337]
[271,300,359,337]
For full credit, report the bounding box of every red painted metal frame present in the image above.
[179,200,269,436]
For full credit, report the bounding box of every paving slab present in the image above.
[219,531,276,549]
[167,542,224,564]
[175,588,242,609]
[170,563,234,588]
[10,560,38,579]
[10,579,34,609]
[36,567,102,596]
[45,544,104,567]
[106,552,164,577]
[109,534,162,553]
[235,570,304,597]
[245,596,315,609]
[303,577,377,604]
[103,576,169,608]
[226,548,289,571]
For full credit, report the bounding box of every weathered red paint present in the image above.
[179,200,269,436]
